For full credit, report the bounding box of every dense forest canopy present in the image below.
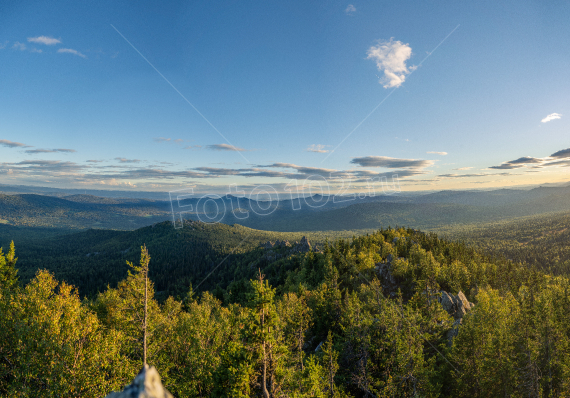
[2,225,570,397]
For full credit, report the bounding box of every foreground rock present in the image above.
[438,290,475,344]
[105,365,173,398]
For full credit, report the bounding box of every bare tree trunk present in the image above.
[261,306,270,398]
[143,264,148,367]
[329,353,335,398]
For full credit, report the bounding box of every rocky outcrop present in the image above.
[261,241,275,249]
[259,236,313,260]
[375,257,398,297]
[293,236,311,253]
[105,365,173,398]
[438,290,474,345]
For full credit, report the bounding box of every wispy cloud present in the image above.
[0,41,8,50]
[0,139,31,148]
[27,36,61,46]
[489,163,523,170]
[351,156,433,169]
[345,4,356,14]
[550,148,570,158]
[115,157,141,163]
[541,113,562,123]
[453,166,473,171]
[437,172,510,179]
[12,42,26,51]
[306,144,329,153]
[506,156,542,164]
[206,144,248,152]
[25,148,76,154]
[184,145,202,150]
[367,38,416,88]
[154,137,186,145]
[486,146,570,171]
[427,151,447,156]
[57,48,86,58]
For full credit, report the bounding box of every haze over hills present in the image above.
[2,183,570,232]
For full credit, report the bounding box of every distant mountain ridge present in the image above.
[1,183,570,232]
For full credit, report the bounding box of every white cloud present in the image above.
[154,137,171,143]
[25,148,76,154]
[206,144,248,152]
[0,139,31,148]
[427,151,447,156]
[453,166,473,171]
[541,113,562,123]
[27,36,61,46]
[345,4,356,14]
[306,144,329,153]
[351,156,433,169]
[367,38,415,88]
[57,48,86,58]
[115,157,141,163]
[12,42,26,51]
[0,41,8,50]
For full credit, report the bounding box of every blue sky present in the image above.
[1,0,569,194]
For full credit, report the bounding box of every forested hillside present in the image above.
[1,227,569,397]
[0,194,171,229]
[449,210,570,276]
[3,221,341,300]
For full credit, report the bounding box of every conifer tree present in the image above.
[321,330,339,398]
[0,241,18,291]
[245,270,286,397]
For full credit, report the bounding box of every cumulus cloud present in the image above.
[115,158,141,163]
[0,139,31,148]
[345,4,356,14]
[427,151,447,156]
[57,48,86,58]
[306,144,329,153]
[366,38,415,88]
[27,36,61,46]
[541,113,562,123]
[350,156,433,169]
[206,144,248,152]
[25,148,76,154]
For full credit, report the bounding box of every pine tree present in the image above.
[245,270,286,397]
[321,330,339,398]
[0,241,18,291]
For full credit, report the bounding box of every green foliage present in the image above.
[0,241,18,290]
[3,224,570,397]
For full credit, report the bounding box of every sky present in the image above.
[1,0,569,196]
